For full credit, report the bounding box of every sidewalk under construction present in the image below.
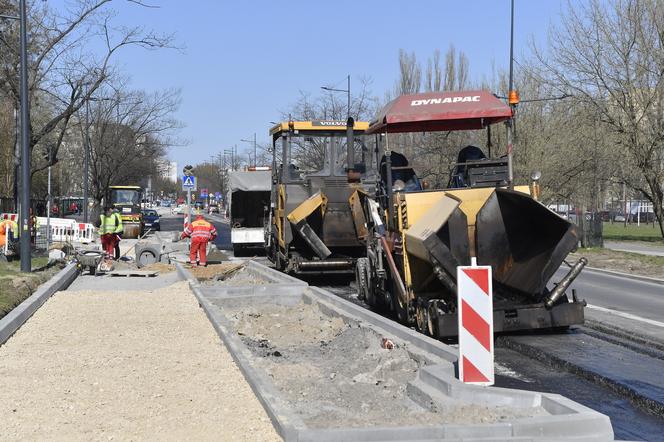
[0,232,616,441]
[0,264,279,441]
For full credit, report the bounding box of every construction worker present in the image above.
[113,208,123,260]
[29,208,39,246]
[181,211,217,266]
[99,206,123,258]
[0,218,18,252]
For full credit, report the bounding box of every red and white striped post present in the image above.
[457,259,494,385]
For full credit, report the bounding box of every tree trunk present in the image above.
[646,177,664,239]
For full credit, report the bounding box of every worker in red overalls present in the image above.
[181,211,217,266]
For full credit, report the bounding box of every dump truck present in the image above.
[228,169,271,255]
[109,185,143,239]
[355,90,586,337]
[266,119,376,275]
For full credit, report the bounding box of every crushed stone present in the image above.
[0,280,281,441]
[225,300,546,428]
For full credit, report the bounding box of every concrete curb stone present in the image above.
[0,262,79,346]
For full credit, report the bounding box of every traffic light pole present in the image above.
[19,0,31,272]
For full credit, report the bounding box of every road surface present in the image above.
[555,266,664,324]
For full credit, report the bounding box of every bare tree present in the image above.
[0,0,175,187]
[394,49,421,96]
[388,46,473,184]
[84,85,182,212]
[533,0,664,237]
[280,77,379,171]
[425,49,442,92]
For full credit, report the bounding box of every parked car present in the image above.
[161,200,171,208]
[142,209,160,231]
[173,204,185,215]
[208,202,220,214]
[614,215,626,222]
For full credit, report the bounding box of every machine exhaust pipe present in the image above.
[544,257,587,308]
[346,117,355,171]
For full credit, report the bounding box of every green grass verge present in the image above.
[602,222,664,242]
[0,257,54,318]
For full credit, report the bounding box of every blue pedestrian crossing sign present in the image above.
[182,175,197,191]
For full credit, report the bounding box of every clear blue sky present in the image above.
[56,0,567,169]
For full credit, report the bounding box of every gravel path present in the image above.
[0,280,281,441]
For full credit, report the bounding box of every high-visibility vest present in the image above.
[99,213,122,235]
[183,218,217,241]
[0,219,18,241]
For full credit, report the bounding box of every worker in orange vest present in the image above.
[0,218,18,251]
[181,212,217,266]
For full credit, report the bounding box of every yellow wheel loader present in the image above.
[266,119,375,275]
[356,90,586,337]
[109,185,144,239]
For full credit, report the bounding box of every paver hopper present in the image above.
[356,90,586,337]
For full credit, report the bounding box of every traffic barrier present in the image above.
[1,215,95,250]
[2,224,8,255]
[73,223,95,243]
[457,261,494,385]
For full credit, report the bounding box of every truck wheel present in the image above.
[390,280,412,325]
[415,301,430,335]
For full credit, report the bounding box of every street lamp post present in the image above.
[18,0,30,272]
[321,75,351,118]
[224,148,235,171]
[240,133,257,167]
[84,96,90,224]
[2,3,31,271]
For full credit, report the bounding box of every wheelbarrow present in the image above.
[76,249,112,275]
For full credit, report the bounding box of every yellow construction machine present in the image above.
[355,90,586,337]
[109,185,143,238]
[266,119,376,275]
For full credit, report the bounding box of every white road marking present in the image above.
[494,362,534,383]
[586,304,664,328]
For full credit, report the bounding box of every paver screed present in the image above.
[0,277,281,441]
